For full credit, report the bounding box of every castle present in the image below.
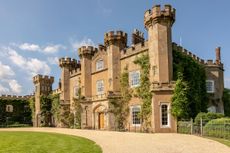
[33,4,224,132]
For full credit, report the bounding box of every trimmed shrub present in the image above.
[194,112,224,125]
[204,118,230,139]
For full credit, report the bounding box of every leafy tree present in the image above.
[171,72,190,119]
[109,66,132,130]
[134,54,152,131]
[223,88,230,116]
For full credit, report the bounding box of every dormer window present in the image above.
[96,59,104,71]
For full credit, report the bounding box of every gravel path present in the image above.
[0,128,229,153]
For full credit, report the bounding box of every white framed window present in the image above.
[206,80,214,93]
[96,59,104,71]
[129,70,140,87]
[131,105,141,126]
[160,103,170,128]
[74,86,79,97]
[6,105,13,112]
[96,80,104,95]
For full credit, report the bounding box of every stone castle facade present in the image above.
[33,4,224,132]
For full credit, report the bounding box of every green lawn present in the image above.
[205,137,230,147]
[0,131,102,153]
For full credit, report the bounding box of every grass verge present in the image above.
[0,131,102,153]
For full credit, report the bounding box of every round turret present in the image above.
[144,4,176,29]
[78,46,98,58]
[104,31,127,48]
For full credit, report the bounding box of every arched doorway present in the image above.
[93,104,107,130]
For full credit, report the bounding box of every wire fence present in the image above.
[177,118,230,140]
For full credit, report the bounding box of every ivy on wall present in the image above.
[134,54,152,131]
[40,95,52,127]
[71,83,83,129]
[50,94,60,126]
[109,66,132,130]
[0,99,32,125]
[172,50,208,119]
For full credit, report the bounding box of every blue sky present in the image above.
[0,0,230,95]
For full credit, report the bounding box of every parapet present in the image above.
[0,94,34,100]
[172,42,205,64]
[132,29,145,45]
[121,41,148,59]
[33,74,54,84]
[59,57,78,68]
[104,31,127,47]
[78,46,98,58]
[70,67,81,77]
[144,4,176,29]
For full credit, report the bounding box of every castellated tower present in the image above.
[78,46,97,97]
[104,31,127,92]
[144,4,177,132]
[144,5,175,83]
[33,75,54,127]
[59,57,77,127]
[59,57,77,103]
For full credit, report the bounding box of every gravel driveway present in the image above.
[0,128,229,153]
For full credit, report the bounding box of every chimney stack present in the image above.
[215,47,221,64]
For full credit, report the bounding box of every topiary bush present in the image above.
[204,118,230,139]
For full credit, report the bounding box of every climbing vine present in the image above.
[50,94,60,126]
[40,95,52,127]
[71,84,83,129]
[134,54,152,131]
[29,97,35,122]
[172,50,208,119]
[109,66,132,130]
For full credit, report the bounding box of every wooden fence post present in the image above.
[191,118,193,135]
[200,117,203,136]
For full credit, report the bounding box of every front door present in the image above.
[98,113,104,129]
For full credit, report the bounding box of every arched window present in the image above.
[96,59,104,71]
[6,105,13,112]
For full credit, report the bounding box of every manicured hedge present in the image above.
[204,118,230,139]
[194,112,224,125]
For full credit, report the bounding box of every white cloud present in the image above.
[5,48,50,77]
[43,44,65,54]
[19,43,40,51]
[26,58,50,77]
[0,61,15,78]
[71,38,96,51]
[0,83,9,94]
[8,79,22,94]
[47,57,59,65]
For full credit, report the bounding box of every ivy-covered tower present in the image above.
[33,75,54,127]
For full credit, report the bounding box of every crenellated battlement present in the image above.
[70,67,81,77]
[104,30,127,47]
[78,46,98,58]
[132,29,145,45]
[144,4,176,29]
[0,94,33,100]
[172,42,205,64]
[59,57,78,68]
[33,74,54,84]
[121,41,148,59]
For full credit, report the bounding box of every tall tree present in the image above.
[223,88,230,117]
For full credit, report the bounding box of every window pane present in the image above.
[97,80,104,94]
[132,106,141,125]
[161,105,168,126]
[130,71,140,87]
[96,59,104,71]
[206,80,214,93]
